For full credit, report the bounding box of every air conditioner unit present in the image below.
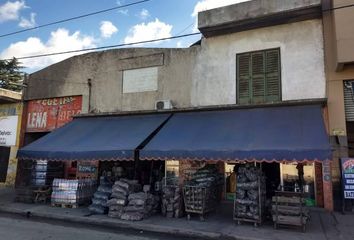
[155,100,173,110]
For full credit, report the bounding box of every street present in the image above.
[0,215,192,240]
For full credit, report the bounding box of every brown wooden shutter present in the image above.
[237,54,251,104]
[265,49,281,102]
[251,52,265,104]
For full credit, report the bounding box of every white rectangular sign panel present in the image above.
[0,115,18,146]
[123,67,158,93]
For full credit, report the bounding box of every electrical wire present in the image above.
[0,1,351,40]
[0,0,150,38]
[2,3,354,62]
[2,32,201,61]
[175,22,195,36]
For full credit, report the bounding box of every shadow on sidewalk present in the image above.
[0,187,345,240]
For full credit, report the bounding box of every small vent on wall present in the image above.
[155,100,173,110]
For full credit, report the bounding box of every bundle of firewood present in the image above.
[161,185,184,218]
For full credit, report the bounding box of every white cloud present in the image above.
[116,0,124,6]
[124,18,172,45]
[192,0,250,17]
[100,21,118,38]
[118,9,129,16]
[138,9,150,20]
[18,12,35,28]
[176,41,183,48]
[0,28,97,71]
[0,0,26,22]
[192,0,251,32]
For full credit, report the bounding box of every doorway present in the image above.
[0,147,11,182]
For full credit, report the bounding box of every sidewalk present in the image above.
[0,187,350,240]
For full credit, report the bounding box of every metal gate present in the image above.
[344,81,354,121]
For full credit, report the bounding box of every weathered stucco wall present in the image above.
[333,0,354,65]
[191,19,326,106]
[27,48,198,112]
[27,20,325,112]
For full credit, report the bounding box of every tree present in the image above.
[0,57,24,92]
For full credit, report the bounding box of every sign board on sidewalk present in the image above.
[0,115,18,146]
[341,158,354,199]
[26,96,82,132]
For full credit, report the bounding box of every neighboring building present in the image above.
[194,0,325,106]
[323,0,354,211]
[190,0,331,211]
[0,88,22,186]
[18,0,333,211]
[24,48,197,113]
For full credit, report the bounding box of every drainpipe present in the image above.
[87,78,92,112]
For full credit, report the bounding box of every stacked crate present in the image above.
[272,191,309,232]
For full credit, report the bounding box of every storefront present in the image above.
[16,103,332,225]
[17,113,171,204]
[15,96,83,201]
[140,104,331,213]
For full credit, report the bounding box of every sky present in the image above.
[0,0,249,73]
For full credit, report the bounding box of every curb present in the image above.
[0,206,224,240]
[0,205,267,240]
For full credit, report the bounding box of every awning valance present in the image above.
[140,105,332,162]
[18,114,170,161]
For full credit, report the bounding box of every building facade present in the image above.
[323,0,354,211]
[0,88,22,186]
[19,0,334,211]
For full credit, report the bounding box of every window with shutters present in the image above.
[237,48,281,105]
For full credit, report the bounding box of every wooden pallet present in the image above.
[51,203,79,209]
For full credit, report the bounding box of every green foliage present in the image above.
[0,58,24,92]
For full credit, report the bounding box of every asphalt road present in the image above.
[0,215,195,240]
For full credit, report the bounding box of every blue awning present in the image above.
[140,105,332,162]
[18,114,170,161]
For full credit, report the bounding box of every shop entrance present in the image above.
[262,163,280,199]
[225,162,281,201]
[0,147,10,182]
[98,160,165,189]
[16,132,58,188]
[280,162,316,206]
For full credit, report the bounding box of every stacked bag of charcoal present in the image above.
[183,164,224,214]
[107,179,141,218]
[185,164,224,187]
[108,180,159,221]
[88,176,112,214]
[161,184,184,218]
[234,164,266,221]
[120,191,154,221]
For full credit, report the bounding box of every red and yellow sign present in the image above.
[26,96,82,132]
